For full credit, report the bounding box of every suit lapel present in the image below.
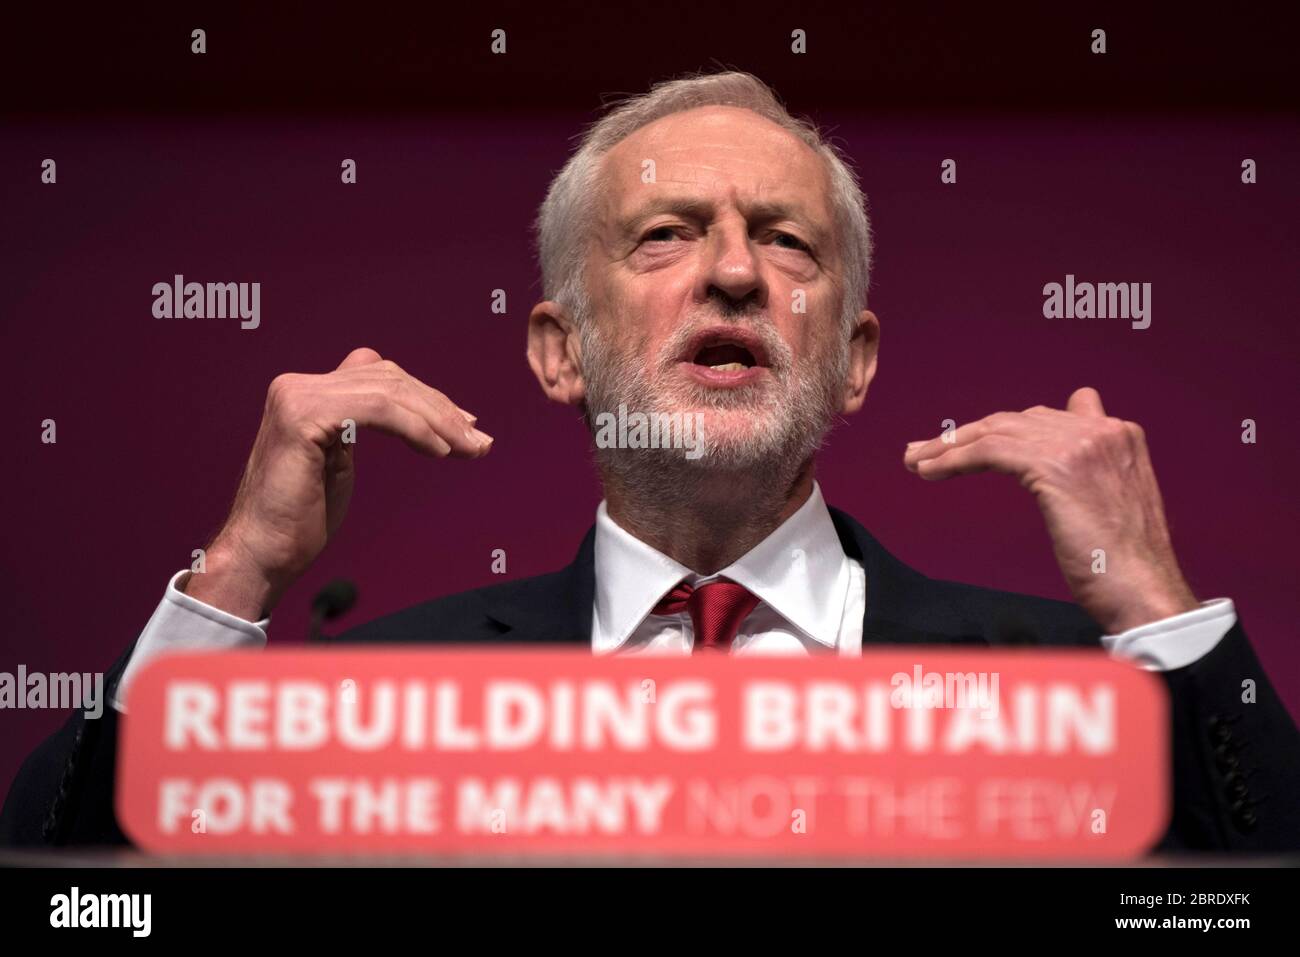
[480,527,596,644]
[827,507,980,647]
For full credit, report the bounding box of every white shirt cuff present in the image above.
[1100,598,1236,671]
[111,570,270,713]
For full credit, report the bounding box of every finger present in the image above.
[327,379,492,458]
[315,391,454,458]
[402,374,480,427]
[339,359,479,426]
[911,435,1036,482]
[399,382,493,457]
[1067,386,1106,418]
[336,347,385,371]
[903,411,1037,469]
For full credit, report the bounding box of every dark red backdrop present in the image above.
[1,2,1296,800]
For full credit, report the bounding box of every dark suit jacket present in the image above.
[4,508,1298,851]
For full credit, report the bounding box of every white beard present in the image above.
[578,299,849,502]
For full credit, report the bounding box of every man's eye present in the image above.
[642,226,681,243]
[771,232,811,253]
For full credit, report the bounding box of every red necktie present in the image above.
[652,580,761,654]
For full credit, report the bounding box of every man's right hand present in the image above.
[184,347,492,620]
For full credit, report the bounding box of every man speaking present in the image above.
[3,71,1297,851]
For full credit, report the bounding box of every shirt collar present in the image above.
[591,482,852,654]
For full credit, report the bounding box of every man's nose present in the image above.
[694,220,766,311]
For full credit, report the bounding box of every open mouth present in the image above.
[693,342,756,372]
[682,327,769,373]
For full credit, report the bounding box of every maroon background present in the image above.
[1,3,1296,799]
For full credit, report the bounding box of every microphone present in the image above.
[308,579,358,642]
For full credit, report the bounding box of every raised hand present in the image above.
[185,348,492,619]
[903,387,1198,634]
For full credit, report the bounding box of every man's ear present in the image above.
[527,300,586,406]
[840,309,880,415]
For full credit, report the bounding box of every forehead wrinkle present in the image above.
[595,110,837,247]
[615,181,832,243]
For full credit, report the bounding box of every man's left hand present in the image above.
[903,387,1199,634]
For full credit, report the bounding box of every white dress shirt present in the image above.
[111,482,1237,711]
[592,484,862,657]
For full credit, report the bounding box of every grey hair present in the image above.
[534,71,872,333]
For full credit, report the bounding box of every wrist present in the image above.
[1099,579,1199,634]
[182,536,279,620]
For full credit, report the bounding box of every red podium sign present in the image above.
[117,647,1169,858]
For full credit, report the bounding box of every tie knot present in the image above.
[652,579,761,653]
